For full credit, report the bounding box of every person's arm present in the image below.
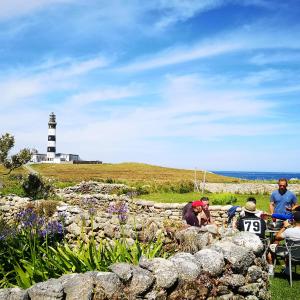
[275,220,291,241]
[292,194,298,209]
[270,202,275,214]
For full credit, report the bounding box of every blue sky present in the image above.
[1,0,300,172]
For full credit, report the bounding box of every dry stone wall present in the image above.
[0,182,271,299]
[0,231,270,300]
[202,182,300,194]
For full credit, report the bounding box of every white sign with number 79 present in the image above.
[243,220,261,234]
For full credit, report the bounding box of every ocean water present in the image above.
[212,171,300,181]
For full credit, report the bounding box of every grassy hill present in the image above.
[28,162,241,183]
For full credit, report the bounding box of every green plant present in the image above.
[22,173,54,199]
[0,133,32,175]
[209,193,237,205]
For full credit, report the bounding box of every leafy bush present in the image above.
[210,193,237,205]
[22,173,54,199]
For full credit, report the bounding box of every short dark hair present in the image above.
[293,211,300,222]
[200,197,209,202]
[278,178,288,186]
[247,197,256,204]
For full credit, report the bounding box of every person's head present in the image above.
[192,200,204,213]
[247,197,256,205]
[200,197,209,210]
[293,211,300,224]
[243,201,257,214]
[278,178,288,193]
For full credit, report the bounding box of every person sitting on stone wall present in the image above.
[183,200,205,227]
[236,201,267,239]
[198,197,214,226]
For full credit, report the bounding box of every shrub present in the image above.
[210,193,237,205]
[22,173,54,199]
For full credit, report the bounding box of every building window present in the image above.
[49,124,56,129]
[47,147,56,152]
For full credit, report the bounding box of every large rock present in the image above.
[194,248,225,276]
[212,241,255,273]
[139,257,178,289]
[109,263,133,282]
[27,278,64,300]
[246,266,263,283]
[232,232,264,254]
[0,288,28,300]
[59,273,93,300]
[219,274,246,288]
[66,223,81,236]
[92,272,122,299]
[175,227,214,253]
[128,267,154,296]
[169,252,201,281]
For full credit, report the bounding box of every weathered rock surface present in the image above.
[194,248,225,276]
[27,278,64,300]
[59,273,93,300]
[169,252,201,281]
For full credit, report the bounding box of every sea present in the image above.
[211,171,300,181]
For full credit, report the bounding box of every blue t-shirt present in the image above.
[270,190,297,217]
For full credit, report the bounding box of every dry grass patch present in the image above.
[30,162,240,183]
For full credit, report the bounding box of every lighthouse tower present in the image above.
[47,112,57,161]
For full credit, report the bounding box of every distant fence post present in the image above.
[201,170,207,194]
[194,168,200,192]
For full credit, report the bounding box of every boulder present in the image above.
[169,252,201,281]
[0,288,28,300]
[246,266,263,283]
[212,241,255,272]
[139,257,178,289]
[27,278,64,300]
[109,262,133,282]
[232,232,264,254]
[128,267,154,296]
[93,272,122,298]
[194,248,225,276]
[59,273,93,300]
[219,274,246,288]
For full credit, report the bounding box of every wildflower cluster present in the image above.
[83,197,97,216]
[107,201,128,224]
[16,207,64,241]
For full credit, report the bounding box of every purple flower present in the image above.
[16,208,45,229]
[107,201,128,224]
[83,197,97,216]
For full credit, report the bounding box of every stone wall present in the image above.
[0,231,270,300]
[0,192,231,246]
[0,182,271,299]
[202,182,300,194]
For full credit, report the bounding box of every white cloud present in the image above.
[0,0,75,20]
[67,84,142,106]
[118,22,300,73]
[118,40,242,72]
[250,52,300,65]
[153,0,226,29]
[0,55,110,107]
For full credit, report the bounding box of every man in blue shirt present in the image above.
[270,178,298,219]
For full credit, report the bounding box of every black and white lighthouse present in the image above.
[47,112,57,161]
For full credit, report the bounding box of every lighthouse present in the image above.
[47,112,57,161]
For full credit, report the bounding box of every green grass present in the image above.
[138,192,271,211]
[270,266,300,299]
